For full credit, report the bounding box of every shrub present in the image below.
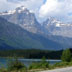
[53,62,69,68]
[7,57,26,71]
[61,49,71,62]
[29,56,49,69]
[0,68,7,72]
[69,61,72,66]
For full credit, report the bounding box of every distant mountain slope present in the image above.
[46,35,72,49]
[0,39,15,50]
[0,17,63,50]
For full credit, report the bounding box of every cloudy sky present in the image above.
[0,0,72,23]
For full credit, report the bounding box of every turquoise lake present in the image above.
[0,58,61,68]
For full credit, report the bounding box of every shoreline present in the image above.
[0,57,61,60]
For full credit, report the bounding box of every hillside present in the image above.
[0,17,63,50]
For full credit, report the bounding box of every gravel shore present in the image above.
[40,67,72,72]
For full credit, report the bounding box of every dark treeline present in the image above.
[0,48,72,59]
[0,49,64,59]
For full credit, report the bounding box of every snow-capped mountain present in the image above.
[0,17,64,50]
[0,6,41,33]
[1,6,72,50]
[0,6,72,38]
[42,17,72,37]
[0,6,72,37]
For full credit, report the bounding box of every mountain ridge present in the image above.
[0,6,72,38]
[42,17,72,38]
[0,17,64,50]
[0,6,42,34]
[0,6,72,50]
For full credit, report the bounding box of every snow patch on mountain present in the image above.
[0,10,16,15]
[0,6,29,15]
[42,17,72,37]
[56,23,61,27]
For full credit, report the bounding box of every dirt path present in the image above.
[40,67,72,72]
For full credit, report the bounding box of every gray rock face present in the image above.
[0,6,41,33]
[42,17,72,38]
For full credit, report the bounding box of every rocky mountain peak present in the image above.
[0,6,41,33]
[0,6,31,15]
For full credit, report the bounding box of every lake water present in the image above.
[0,58,61,68]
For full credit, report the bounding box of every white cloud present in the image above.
[0,0,43,13]
[1,0,72,22]
[39,0,72,22]
[0,0,21,12]
[39,0,58,17]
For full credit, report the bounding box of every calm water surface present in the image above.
[0,58,61,68]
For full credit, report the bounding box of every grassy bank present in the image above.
[0,60,72,72]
